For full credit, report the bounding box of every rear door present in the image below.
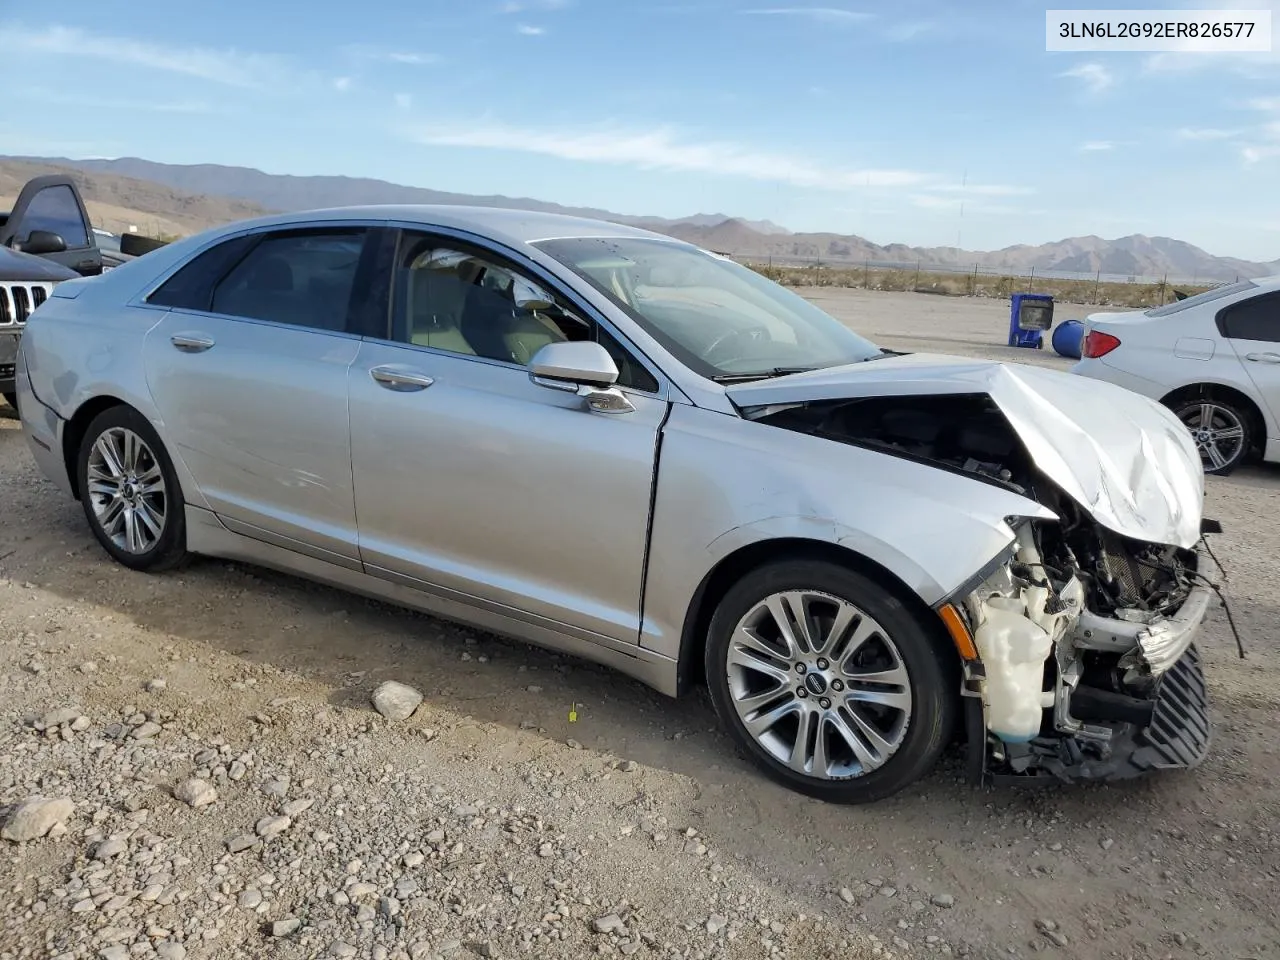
[1218,291,1280,442]
[141,225,380,567]
[1,176,102,276]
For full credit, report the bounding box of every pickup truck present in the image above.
[1,175,100,411]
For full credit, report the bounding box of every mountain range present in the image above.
[5,155,1277,283]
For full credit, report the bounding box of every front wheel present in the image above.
[1173,398,1250,476]
[77,405,189,571]
[705,559,956,804]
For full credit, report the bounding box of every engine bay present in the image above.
[758,392,1212,782]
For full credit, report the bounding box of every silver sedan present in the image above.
[15,206,1218,802]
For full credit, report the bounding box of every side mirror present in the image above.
[528,341,634,414]
[19,230,67,255]
[529,340,619,386]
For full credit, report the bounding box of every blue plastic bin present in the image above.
[1051,319,1085,359]
[1008,293,1054,349]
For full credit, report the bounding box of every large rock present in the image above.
[371,681,423,721]
[2,796,75,842]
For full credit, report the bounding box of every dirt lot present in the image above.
[2,290,1278,960]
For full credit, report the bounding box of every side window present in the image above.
[146,235,259,310]
[209,228,368,332]
[22,185,90,249]
[391,233,658,391]
[1220,294,1280,343]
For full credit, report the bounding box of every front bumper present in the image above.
[972,644,1211,785]
[964,539,1217,786]
[0,330,18,392]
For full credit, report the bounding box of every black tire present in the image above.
[2,392,16,413]
[76,405,188,572]
[1171,396,1251,476]
[705,559,956,804]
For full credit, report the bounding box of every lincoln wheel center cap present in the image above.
[804,673,828,696]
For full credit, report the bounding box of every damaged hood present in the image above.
[728,353,1204,549]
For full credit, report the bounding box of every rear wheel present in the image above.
[76,405,188,571]
[1173,398,1250,476]
[705,559,956,804]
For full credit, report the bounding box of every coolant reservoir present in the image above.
[973,597,1054,743]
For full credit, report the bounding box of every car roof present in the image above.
[213,204,681,249]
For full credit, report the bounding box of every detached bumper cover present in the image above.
[984,644,1211,785]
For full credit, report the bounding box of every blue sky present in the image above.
[3,0,1280,260]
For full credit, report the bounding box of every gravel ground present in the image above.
[2,290,1279,960]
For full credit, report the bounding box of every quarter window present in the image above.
[391,233,658,391]
[1219,292,1280,343]
[22,185,89,249]
[209,229,368,332]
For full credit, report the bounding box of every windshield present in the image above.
[533,236,883,379]
[1144,279,1256,317]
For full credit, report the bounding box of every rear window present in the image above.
[1144,279,1256,317]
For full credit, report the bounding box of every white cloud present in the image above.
[404,120,1032,197]
[0,23,292,89]
[394,93,413,110]
[1059,62,1114,93]
[1079,140,1115,151]
[517,24,546,35]
[342,45,440,66]
[386,52,440,65]
[17,86,220,114]
[1177,127,1239,140]
[740,7,872,25]
[333,76,352,92]
[885,20,934,42]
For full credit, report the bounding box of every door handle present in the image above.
[370,365,435,391]
[171,334,215,353]
[1245,352,1280,363]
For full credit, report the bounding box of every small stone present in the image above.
[99,947,128,960]
[146,678,167,693]
[271,918,302,937]
[70,716,90,732]
[262,778,290,799]
[931,894,955,909]
[839,888,857,904]
[226,834,258,853]
[1,796,74,841]
[1036,920,1058,933]
[371,681,423,721]
[80,661,98,673]
[426,829,446,844]
[1100,838,1114,850]
[618,760,639,773]
[174,778,218,808]
[156,943,186,960]
[1047,931,1069,947]
[228,761,247,781]
[282,798,314,817]
[403,851,425,868]
[330,942,357,958]
[593,913,627,935]
[42,707,82,727]
[95,838,128,861]
[256,815,291,838]
[131,721,163,739]
[239,889,263,908]
[355,904,376,923]
[879,886,897,898]
[706,915,728,935]
[538,842,554,858]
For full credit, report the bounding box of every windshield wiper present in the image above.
[711,366,818,383]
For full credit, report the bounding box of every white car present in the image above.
[1071,275,1280,475]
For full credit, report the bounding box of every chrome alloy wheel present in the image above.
[725,590,913,779]
[86,427,168,554]
[1178,402,1245,472]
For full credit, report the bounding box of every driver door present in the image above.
[348,230,669,644]
[1,176,102,276]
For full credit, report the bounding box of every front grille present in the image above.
[0,283,52,326]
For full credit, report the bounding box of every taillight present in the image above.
[1082,330,1121,358]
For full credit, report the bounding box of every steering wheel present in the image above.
[703,325,770,363]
